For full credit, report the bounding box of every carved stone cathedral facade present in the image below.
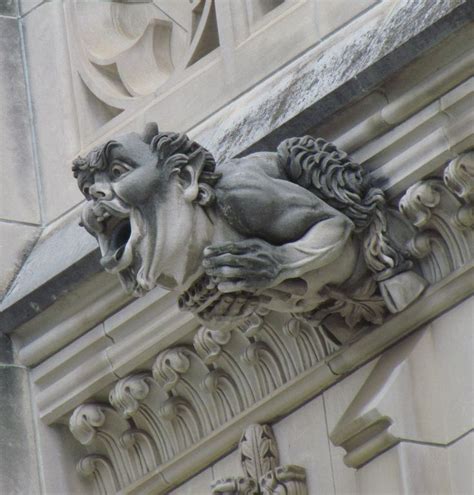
[0,1,472,494]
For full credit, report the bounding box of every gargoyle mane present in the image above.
[278,136,407,278]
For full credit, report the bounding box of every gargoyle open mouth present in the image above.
[99,217,132,272]
[80,200,135,274]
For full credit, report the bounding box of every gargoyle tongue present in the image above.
[99,219,132,272]
[100,245,126,270]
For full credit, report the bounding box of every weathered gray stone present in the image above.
[0,221,40,300]
[0,365,40,495]
[0,0,17,16]
[19,0,43,16]
[0,16,40,224]
[22,0,81,222]
[0,333,14,365]
[195,1,473,161]
[0,207,97,312]
[317,0,377,38]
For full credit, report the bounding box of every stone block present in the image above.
[0,16,40,224]
[357,436,473,495]
[448,432,474,495]
[19,0,42,16]
[356,444,408,494]
[0,333,14,365]
[168,466,214,495]
[22,0,81,223]
[273,395,335,495]
[0,221,39,299]
[367,0,466,67]
[0,0,17,16]
[0,365,40,495]
[0,207,97,310]
[32,414,95,495]
[427,297,474,441]
[328,299,473,471]
[316,0,378,39]
[211,448,241,480]
[323,359,379,433]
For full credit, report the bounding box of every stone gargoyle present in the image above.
[73,123,427,334]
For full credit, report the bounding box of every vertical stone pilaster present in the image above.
[0,334,41,495]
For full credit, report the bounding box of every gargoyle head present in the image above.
[73,123,220,295]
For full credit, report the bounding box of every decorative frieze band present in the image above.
[69,315,335,494]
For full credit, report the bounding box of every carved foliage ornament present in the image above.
[73,123,428,340]
[399,151,474,284]
[69,317,333,494]
[211,423,308,495]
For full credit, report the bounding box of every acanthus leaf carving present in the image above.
[70,403,106,445]
[399,153,474,284]
[212,424,308,495]
[109,372,151,418]
[211,477,258,495]
[193,326,232,365]
[77,454,120,495]
[443,151,474,203]
[240,424,279,481]
[152,347,191,392]
[444,151,474,229]
[260,465,308,495]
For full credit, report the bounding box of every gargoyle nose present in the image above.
[90,183,112,200]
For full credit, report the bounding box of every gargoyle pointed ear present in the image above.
[142,122,159,144]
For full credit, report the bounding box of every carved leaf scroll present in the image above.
[399,153,474,284]
[240,424,280,481]
[212,423,308,495]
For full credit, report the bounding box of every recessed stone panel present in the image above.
[0,366,40,495]
[273,395,335,494]
[0,17,40,224]
[0,0,17,16]
[22,1,81,223]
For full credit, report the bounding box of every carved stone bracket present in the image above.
[211,424,308,495]
[399,152,474,284]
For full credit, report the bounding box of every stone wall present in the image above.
[1,1,473,494]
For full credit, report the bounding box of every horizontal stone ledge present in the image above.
[235,1,474,158]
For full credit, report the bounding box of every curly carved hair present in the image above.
[277,136,407,278]
[72,123,221,202]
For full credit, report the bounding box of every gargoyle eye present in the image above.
[110,162,131,179]
[82,183,92,197]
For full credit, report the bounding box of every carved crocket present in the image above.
[73,123,426,334]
